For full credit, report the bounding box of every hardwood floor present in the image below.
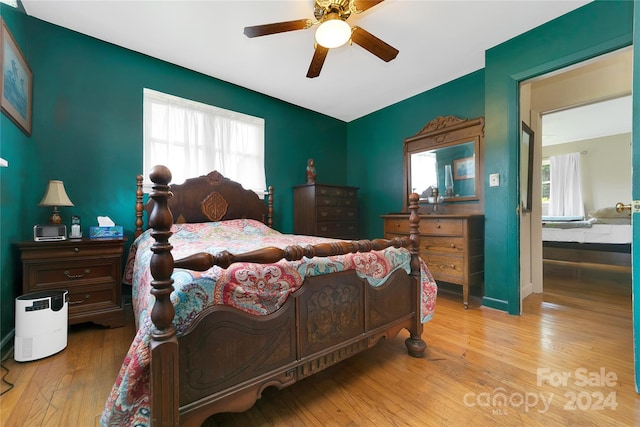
[1,263,637,426]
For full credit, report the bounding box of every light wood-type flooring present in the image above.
[0,262,637,426]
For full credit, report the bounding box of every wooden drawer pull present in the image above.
[450,243,456,248]
[69,294,90,305]
[64,269,90,279]
[436,225,441,228]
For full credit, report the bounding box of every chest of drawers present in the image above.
[382,213,484,308]
[294,184,359,239]
[17,238,126,328]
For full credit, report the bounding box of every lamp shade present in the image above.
[315,14,351,48]
[39,180,74,207]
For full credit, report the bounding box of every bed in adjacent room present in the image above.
[542,207,631,268]
[101,166,437,427]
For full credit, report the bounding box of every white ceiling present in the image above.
[542,95,632,146]
[21,0,592,122]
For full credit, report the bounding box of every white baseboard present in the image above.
[521,282,533,299]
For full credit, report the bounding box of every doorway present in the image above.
[519,46,632,307]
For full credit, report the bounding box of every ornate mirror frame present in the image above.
[403,115,485,211]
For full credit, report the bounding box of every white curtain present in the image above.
[143,89,266,194]
[548,152,584,217]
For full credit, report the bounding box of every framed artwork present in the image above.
[521,121,535,212]
[1,18,32,135]
[453,156,474,180]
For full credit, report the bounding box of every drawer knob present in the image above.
[450,264,456,269]
[64,269,90,279]
[74,247,80,253]
[450,243,456,248]
[436,225,441,228]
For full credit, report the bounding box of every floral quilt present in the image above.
[101,219,437,426]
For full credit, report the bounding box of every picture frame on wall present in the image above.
[1,18,32,135]
[453,156,474,180]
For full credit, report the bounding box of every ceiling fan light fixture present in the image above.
[315,14,351,48]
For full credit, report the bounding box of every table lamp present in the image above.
[39,180,74,224]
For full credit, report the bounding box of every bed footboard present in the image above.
[146,165,425,426]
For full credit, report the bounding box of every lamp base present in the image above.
[49,208,62,225]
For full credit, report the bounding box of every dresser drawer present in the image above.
[316,195,339,206]
[317,207,357,221]
[421,219,463,235]
[317,222,358,238]
[24,258,118,290]
[316,186,346,197]
[423,254,464,284]
[421,236,465,255]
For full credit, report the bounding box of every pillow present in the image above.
[589,206,630,219]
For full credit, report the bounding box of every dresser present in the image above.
[382,213,484,308]
[17,238,126,328]
[294,184,359,239]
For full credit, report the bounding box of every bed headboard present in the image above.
[135,168,274,238]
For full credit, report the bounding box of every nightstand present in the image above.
[17,238,126,328]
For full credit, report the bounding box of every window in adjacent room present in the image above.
[541,158,550,213]
[143,88,266,195]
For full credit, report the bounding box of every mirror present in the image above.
[520,121,534,212]
[403,116,484,208]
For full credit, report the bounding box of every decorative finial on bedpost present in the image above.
[148,165,179,425]
[405,192,426,358]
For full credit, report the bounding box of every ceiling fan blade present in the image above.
[350,26,398,62]
[244,19,312,38]
[306,45,329,78]
[352,0,385,12]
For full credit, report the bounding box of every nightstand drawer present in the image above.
[67,284,119,314]
[26,259,118,289]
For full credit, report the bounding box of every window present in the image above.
[541,159,550,204]
[143,89,266,195]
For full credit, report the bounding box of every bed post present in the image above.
[405,192,426,357]
[148,165,179,426]
[267,185,274,228]
[134,174,144,239]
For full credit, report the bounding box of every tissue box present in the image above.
[89,226,124,239]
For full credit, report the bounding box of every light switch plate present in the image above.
[489,173,500,187]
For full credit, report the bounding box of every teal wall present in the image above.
[483,0,633,314]
[0,10,347,354]
[346,70,485,238]
[0,5,31,358]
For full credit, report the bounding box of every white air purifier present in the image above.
[15,290,68,362]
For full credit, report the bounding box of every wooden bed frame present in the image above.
[135,165,426,426]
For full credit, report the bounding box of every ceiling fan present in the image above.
[243,0,399,78]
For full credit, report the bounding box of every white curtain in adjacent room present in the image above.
[548,152,584,217]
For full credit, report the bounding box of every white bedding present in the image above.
[542,223,632,244]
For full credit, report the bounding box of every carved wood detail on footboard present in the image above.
[145,165,424,427]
